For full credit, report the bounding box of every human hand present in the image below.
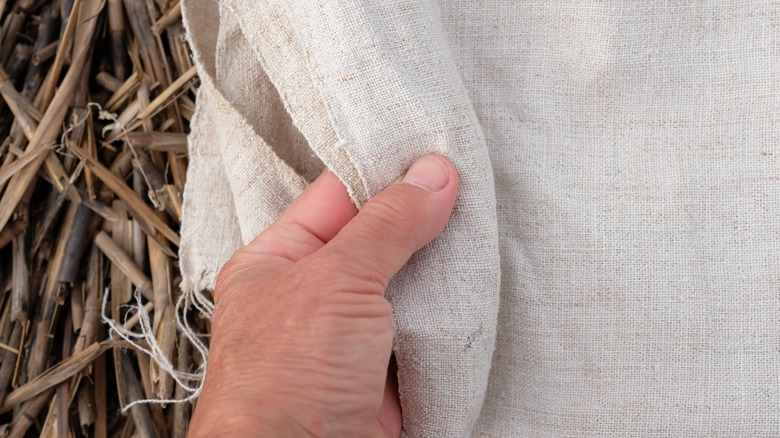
[188,155,459,437]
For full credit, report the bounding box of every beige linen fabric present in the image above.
[181,1,780,436]
[181,1,499,436]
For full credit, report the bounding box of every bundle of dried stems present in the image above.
[0,0,201,436]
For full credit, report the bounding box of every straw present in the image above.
[0,0,202,435]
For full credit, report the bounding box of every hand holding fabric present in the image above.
[189,156,459,437]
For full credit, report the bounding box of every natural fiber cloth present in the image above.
[180,1,780,436]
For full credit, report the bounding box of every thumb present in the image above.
[315,155,459,289]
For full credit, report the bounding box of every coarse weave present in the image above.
[180,1,780,436]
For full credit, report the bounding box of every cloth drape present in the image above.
[181,1,780,435]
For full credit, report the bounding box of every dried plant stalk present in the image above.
[124,131,187,153]
[108,0,129,80]
[10,233,28,321]
[121,355,157,438]
[0,217,25,249]
[171,332,191,438]
[95,231,154,301]
[0,0,102,230]
[0,342,109,413]
[0,323,22,403]
[95,71,124,93]
[0,0,199,434]
[71,146,180,247]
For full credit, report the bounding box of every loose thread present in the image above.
[102,287,214,412]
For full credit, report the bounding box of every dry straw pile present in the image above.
[0,0,200,436]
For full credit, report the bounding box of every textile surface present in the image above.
[181,1,780,436]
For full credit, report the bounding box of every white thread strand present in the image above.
[102,287,214,412]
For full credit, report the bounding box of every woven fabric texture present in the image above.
[181,1,780,436]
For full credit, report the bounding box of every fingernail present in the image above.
[402,156,451,192]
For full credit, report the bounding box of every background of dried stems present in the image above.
[0,0,200,436]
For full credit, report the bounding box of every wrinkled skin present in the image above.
[189,156,459,437]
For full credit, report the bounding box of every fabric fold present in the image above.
[182,0,501,436]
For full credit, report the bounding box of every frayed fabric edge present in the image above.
[101,283,215,412]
